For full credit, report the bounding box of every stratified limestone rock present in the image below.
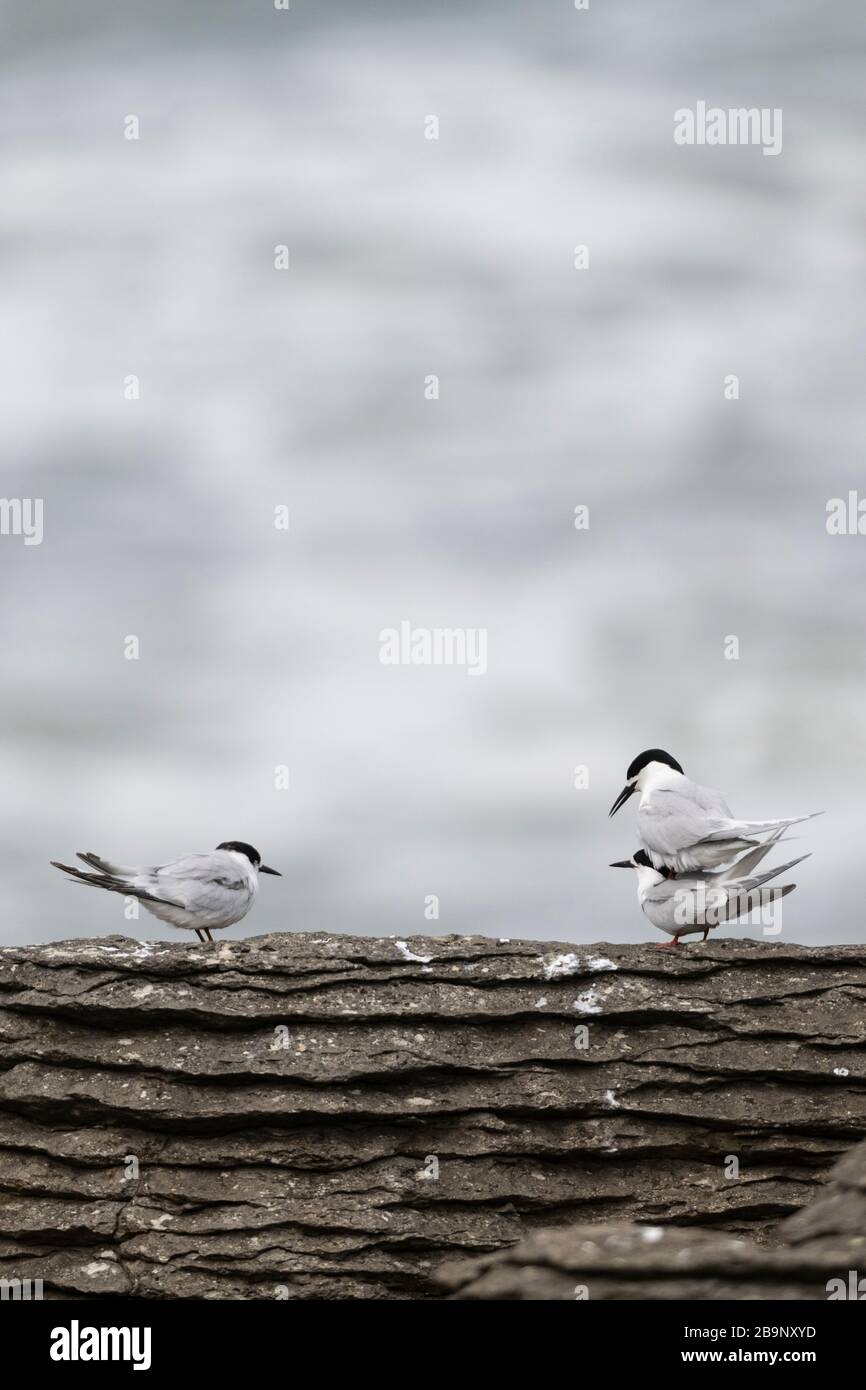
[438,1140,866,1300]
[0,933,864,1299]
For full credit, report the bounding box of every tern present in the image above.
[609,749,821,872]
[50,841,281,942]
[609,846,809,947]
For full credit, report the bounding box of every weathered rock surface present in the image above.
[438,1138,866,1300]
[0,933,864,1299]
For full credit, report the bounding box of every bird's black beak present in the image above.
[608,783,636,817]
[609,859,634,869]
[260,864,281,876]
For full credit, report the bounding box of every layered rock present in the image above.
[0,933,864,1298]
[438,1138,866,1300]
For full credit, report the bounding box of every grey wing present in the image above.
[714,882,796,923]
[702,856,807,923]
[639,879,690,930]
[640,877,744,930]
[724,854,810,896]
[638,789,733,855]
[77,852,159,877]
[150,853,249,900]
[713,830,788,882]
[687,777,733,818]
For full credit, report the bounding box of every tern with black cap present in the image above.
[51,841,281,942]
[609,846,809,947]
[609,749,821,873]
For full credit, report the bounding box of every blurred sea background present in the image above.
[2,0,865,947]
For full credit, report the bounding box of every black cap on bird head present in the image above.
[609,749,684,818]
[626,749,683,780]
[609,849,672,877]
[609,849,656,869]
[217,841,282,876]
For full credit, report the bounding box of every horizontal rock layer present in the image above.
[439,1138,866,1299]
[0,933,864,1298]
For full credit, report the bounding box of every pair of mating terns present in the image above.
[608,749,820,947]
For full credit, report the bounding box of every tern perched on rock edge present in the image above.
[609,846,809,947]
[50,841,281,942]
[609,748,821,872]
